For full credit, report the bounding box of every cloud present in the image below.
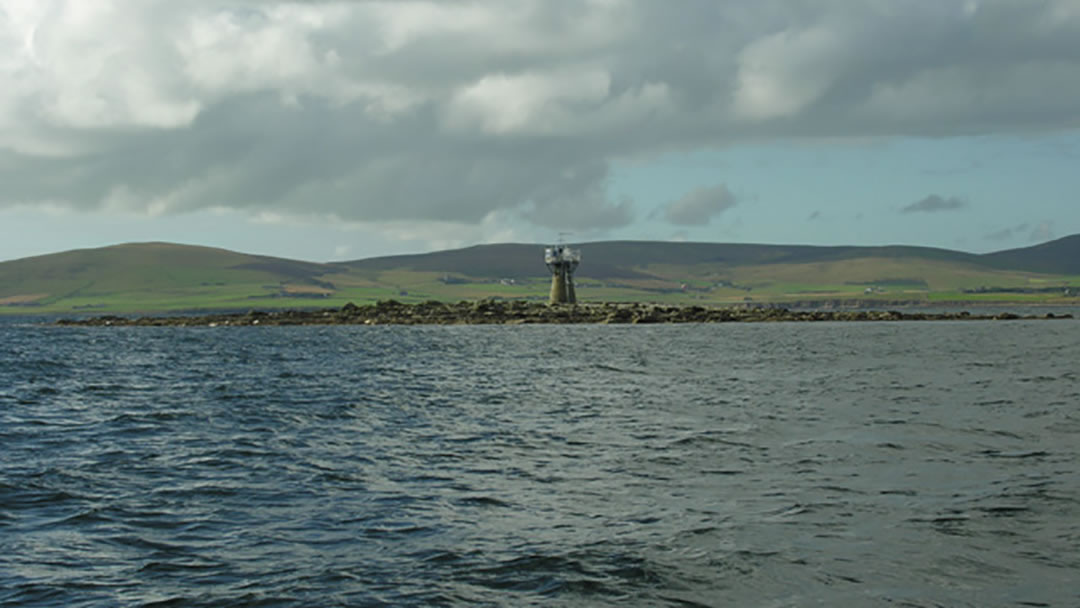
[900,195,967,214]
[985,222,1028,242]
[662,184,738,226]
[986,221,1055,244]
[733,25,848,121]
[2,0,1080,239]
[1029,221,1055,243]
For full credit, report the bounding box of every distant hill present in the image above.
[338,241,985,278]
[979,234,1080,275]
[2,237,1078,313]
[0,242,336,311]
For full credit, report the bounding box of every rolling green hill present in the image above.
[2,237,1079,314]
[0,243,336,312]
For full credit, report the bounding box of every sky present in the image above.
[1,0,1079,263]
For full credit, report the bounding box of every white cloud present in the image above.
[445,67,613,135]
[24,2,198,129]
[369,2,499,53]
[663,185,738,226]
[733,25,846,121]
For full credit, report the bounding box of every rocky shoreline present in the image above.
[55,299,1073,327]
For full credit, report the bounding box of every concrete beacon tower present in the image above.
[545,244,581,304]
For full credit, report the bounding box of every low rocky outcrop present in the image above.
[55,300,1073,327]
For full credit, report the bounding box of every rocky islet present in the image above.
[55,299,1072,327]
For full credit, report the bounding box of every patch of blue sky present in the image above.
[609,132,1080,253]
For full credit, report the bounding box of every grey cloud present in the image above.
[3,0,1080,233]
[523,162,636,231]
[663,185,738,226]
[525,195,635,232]
[983,221,1054,244]
[1030,221,1055,243]
[900,195,967,214]
[2,94,624,227]
[985,227,1016,242]
[985,223,1029,242]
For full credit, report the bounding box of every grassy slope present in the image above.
[0,243,333,312]
[2,240,1079,314]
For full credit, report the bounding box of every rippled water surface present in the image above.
[2,319,1078,607]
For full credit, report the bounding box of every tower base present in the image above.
[549,267,576,305]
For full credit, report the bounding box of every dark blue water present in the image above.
[2,319,1078,607]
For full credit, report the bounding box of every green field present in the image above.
[2,240,1079,314]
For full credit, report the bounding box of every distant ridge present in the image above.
[4,236,1075,276]
[980,234,1080,275]
[338,240,986,278]
[2,236,1078,313]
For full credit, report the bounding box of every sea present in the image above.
[1,314,1078,607]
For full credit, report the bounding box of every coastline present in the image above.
[55,299,1074,326]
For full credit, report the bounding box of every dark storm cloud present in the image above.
[662,185,738,226]
[900,195,967,214]
[3,0,1080,233]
